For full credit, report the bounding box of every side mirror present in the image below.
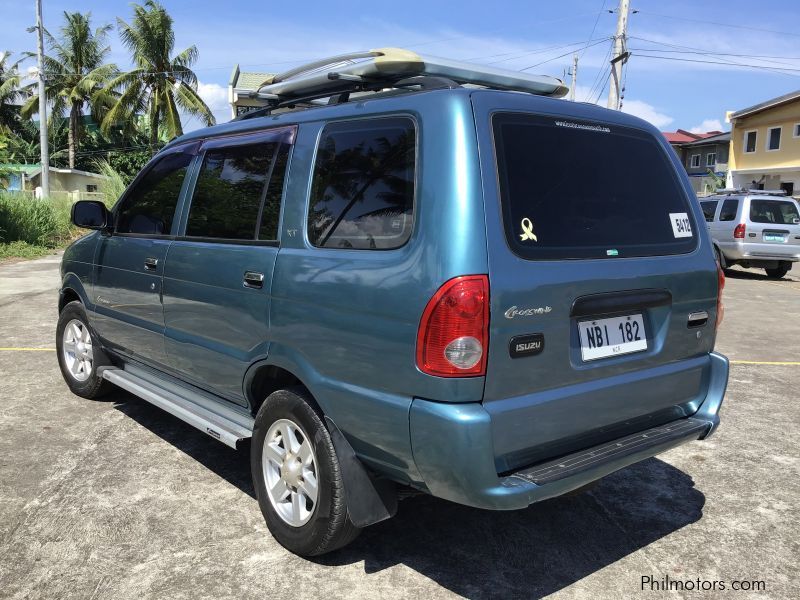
[71,200,110,230]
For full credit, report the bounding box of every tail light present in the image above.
[733,223,746,239]
[416,275,489,377]
[716,264,725,330]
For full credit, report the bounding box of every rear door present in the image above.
[472,94,719,463]
[162,127,294,404]
[745,196,800,258]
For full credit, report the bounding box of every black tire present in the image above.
[714,247,726,269]
[765,263,791,279]
[56,301,112,399]
[251,387,361,556]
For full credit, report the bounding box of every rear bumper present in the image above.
[723,245,800,262]
[409,352,729,510]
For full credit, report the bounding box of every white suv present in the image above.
[700,190,800,278]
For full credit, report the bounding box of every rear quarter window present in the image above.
[307,117,415,250]
[492,113,697,259]
[718,199,739,222]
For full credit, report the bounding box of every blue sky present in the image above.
[2,0,799,132]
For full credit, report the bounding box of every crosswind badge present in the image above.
[519,217,538,242]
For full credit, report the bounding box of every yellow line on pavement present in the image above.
[730,360,800,366]
[0,347,56,352]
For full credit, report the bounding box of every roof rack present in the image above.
[715,188,787,196]
[234,47,568,120]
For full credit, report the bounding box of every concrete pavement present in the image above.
[0,254,798,599]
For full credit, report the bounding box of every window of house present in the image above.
[115,151,193,235]
[308,117,416,250]
[186,141,289,241]
[700,200,719,222]
[86,184,97,193]
[690,154,701,168]
[706,153,716,166]
[794,123,800,138]
[767,127,781,151]
[718,198,739,222]
[744,130,757,153]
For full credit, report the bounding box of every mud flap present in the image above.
[325,416,397,528]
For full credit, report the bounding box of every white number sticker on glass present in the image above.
[669,212,693,238]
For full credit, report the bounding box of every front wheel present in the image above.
[56,301,112,399]
[765,263,791,279]
[251,388,361,556]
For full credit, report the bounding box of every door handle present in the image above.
[243,271,265,289]
[144,257,158,271]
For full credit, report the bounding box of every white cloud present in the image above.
[183,81,230,130]
[620,99,674,129]
[690,119,724,134]
[569,84,675,129]
[197,81,228,114]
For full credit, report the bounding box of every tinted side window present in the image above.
[116,152,192,235]
[700,200,718,222]
[259,143,290,241]
[187,142,280,240]
[719,199,739,222]
[308,117,415,249]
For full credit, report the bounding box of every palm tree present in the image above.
[20,13,115,169]
[101,1,214,153]
[0,51,23,131]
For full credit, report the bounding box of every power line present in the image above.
[579,0,608,59]
[520,37,609,71]
[632,53,800,76]
[635,10,800,39]
[628,36,800,68]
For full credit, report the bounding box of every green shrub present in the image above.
[0,192,74,247]
[93,159,128,208]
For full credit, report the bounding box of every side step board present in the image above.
[102,368,254,448]
[511,417,709,485]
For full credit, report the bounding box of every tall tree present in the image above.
[101,1,214,153]
[0,51,23,132]
[20,12,116,169]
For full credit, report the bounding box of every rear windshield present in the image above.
[492,113,697,260]
[749,199,800,225]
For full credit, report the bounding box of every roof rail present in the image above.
[713,188,788,196]
[235,47,568,118]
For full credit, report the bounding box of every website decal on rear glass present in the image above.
[669,212,693,238]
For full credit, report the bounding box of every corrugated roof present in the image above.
[232,70,275,91]
[681,131,731,146]
[0,163,41,175]
[730,89,800,120]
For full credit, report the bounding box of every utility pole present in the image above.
[607,0,630,110]
[35,0,49,197]
[569,54,578,101]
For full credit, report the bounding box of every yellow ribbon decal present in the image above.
[520,218,538,242]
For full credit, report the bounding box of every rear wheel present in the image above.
[56,301,112,399]
[765,262,791,279]
[251,388,360,556]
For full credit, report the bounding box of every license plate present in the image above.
[578,314,647,361]
[763,233,786,242]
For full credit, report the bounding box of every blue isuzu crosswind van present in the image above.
[58,49,728,556]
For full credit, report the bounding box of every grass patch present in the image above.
[0,240,54,261]
[0,192,75,247]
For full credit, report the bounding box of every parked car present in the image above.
[700,190,800,278]
[57,50,729,557]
